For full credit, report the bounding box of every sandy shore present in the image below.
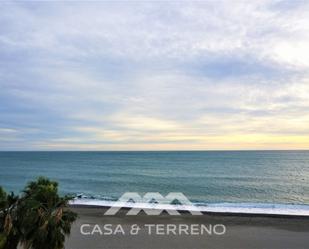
[65,206,309,249]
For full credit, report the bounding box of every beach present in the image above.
[2,2,309,248]
[65,206,309,249]
[2,151,309,248]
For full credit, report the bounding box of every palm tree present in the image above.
[0,187,21,249]
[0,177,77,249]
[20,177,77,249]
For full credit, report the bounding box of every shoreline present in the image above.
[69,199,309,218]
[70,203,309,219]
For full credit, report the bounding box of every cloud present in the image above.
[1,1,309,150]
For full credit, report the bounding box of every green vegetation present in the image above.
[0,177,77,249]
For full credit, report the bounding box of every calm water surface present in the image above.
[0,151,309,205]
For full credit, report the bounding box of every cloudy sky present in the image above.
[1,1,309,150]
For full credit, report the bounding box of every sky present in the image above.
[1,1,309,151]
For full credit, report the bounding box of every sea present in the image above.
[1,151,309,215]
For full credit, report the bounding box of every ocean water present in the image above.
[0,151,309,206]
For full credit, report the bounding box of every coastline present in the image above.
[65,205,309,249]
[70,199,309,218]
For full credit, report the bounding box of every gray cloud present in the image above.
[1,1,309,150]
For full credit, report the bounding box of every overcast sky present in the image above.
[1,1,309,150]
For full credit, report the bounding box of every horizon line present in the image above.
[1,149,309,152]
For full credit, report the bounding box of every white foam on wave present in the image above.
[70,198,309,217]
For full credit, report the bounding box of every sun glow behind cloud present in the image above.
[1,1,309,150]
